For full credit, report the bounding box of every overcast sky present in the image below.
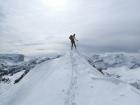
[0,0,140,54]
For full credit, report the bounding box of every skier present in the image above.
[69,34,78,50]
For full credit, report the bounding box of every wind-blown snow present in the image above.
[0,51,140,105]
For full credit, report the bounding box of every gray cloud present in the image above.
[0,0,140,54]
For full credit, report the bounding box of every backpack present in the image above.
[69,35,73,40]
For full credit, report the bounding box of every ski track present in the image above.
[65,52,78,105]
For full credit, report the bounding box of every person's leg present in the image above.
[71,42,73,50]
[73,41,76,49]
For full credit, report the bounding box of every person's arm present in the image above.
[74,37,78,41]
[75,38,78,41]
[73,34,78,41]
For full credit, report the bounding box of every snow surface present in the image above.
[104,67,140,89]
[0,51,140,105]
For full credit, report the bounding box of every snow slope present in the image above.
[0,51,140,105]
[104,67,140,89]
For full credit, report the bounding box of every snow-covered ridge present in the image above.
[0,54,61,84]
[89,53,140,70]
[0,54,24,63]
[0,51,140,105]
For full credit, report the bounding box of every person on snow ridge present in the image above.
[69,34,78,50]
